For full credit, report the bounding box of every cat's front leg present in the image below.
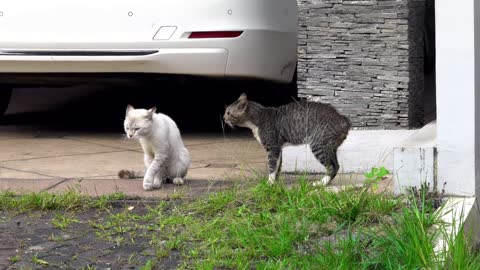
[266,147,282,185]
[153,172,166,189]
[144,154,153,169]
[143,154,167,190]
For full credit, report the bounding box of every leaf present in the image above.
[378,167,390,177]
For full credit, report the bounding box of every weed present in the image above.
[364,166,389,190]
[410,181,446,211]
[8,255,20,263]
[140,259,153,270]
[32,254,48,266]
[52,213,79,230]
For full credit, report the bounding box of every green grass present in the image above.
[139,260,153,270]
[32,254,49,266]
[3,177,480,269]
[140,179,404,269]
[0,190,127,212]
[8,255,20,263]
[52,213,80,230]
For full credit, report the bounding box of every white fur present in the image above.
[173,177,185,185]
[268,173,276,185]
[242,121,285,185]
[125,107,190,190]
[312,176,332,187]
[241,121,262,144]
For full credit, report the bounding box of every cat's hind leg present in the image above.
[167,147,190,186]
[172,177,184,185]
[266,146,282,185]
[311,144,339,186]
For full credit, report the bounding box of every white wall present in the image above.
[282,130,415,174]
[476,0,480,197]
[436,0,478,196]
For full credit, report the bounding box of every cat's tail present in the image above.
[118,170,144,179]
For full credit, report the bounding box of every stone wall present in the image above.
[297,0,426,129]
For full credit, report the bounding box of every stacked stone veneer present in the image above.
[297,0,426,128]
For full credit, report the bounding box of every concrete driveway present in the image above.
[0,126,267,198]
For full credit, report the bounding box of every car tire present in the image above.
[0,86,13,117]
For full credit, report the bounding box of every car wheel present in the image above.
[0,86,13,117]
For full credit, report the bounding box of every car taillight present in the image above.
[188,31,243,39]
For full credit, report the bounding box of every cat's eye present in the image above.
[134,128,140,131]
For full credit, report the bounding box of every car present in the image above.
[0,0,298,116]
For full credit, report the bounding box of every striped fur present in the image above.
[224,93,351,185]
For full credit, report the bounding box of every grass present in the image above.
[32,254,49,266]
[52,213,80,230]
[8,255,20,263]
[2,177,480,269]
[94,179,404,269]
[0,190,127,212]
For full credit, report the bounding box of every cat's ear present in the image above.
[238,93,248,101]
[146,107,156,120]
[126,104,134,114]
[237,95,248,113]
[148,107,157,114]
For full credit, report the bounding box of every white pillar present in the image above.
[436,0,479,196]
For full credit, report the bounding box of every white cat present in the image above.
[118,105,191,190]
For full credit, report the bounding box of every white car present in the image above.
[0,0,298,115]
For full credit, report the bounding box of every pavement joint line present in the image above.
[0,165,60,179]
[189,165,210,169]
[62,137,141,152]
[0,149,130,163]
[64,135,255,150]
[79,174,121,179]
[44,178,73,191]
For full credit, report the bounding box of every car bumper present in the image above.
[0,30,297,83]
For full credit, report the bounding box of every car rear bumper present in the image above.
[0,48,229,77]
[0,30,296,83]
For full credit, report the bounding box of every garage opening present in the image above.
[423,0,436,124]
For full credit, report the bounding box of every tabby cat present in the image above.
[224,93,350,185]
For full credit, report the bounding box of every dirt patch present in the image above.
[0,201,176,270]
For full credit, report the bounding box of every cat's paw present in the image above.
[267,173,276,185]
[152,176,164,189]
[173,177,185,185]
[143,182,154,191]
[143,175,155,191]
[312,176,332,187]
[152,181,163,189]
